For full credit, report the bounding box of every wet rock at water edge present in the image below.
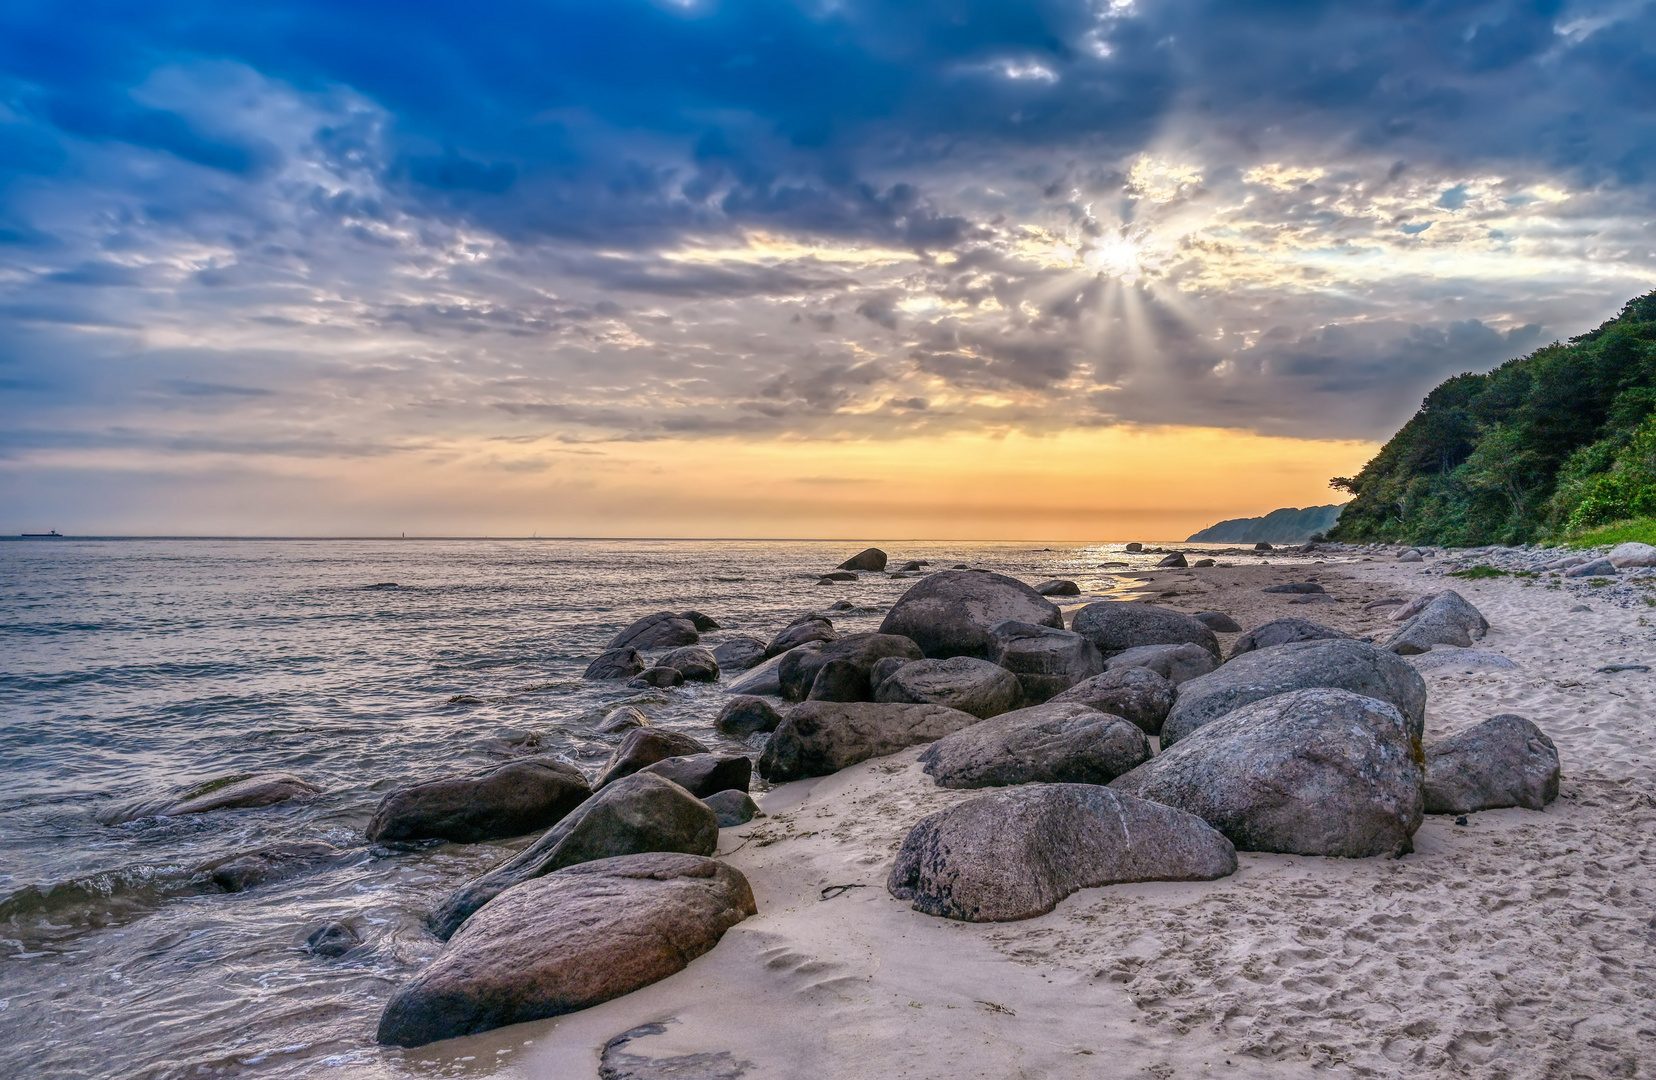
[1070,601,1220,661]
[1161,637,1427,749]
[1228,617,1349,659]
[1254,543,1273,551]
[1104,642,1216,686]
[1035,579,1081,596]
[1156,553,1188,568]
[703,790,759,828]
[805,658,869,702]
[837,547,888,572]
[991,620,1103,703]
[1423,714,1560,814]
[639,754,751,799]
[583,648,646,680]
[895,560,925,573]
[595,728,711,789]
[918,700,1149,789]
[1194,611,1243,633]
[145,774,322,820]
[777,633,923,702]
[1049,666,1176,736]
[678,611,722,632]
[629,667,684,690]
[598,706,649,734]
[818,572,857,584]
[889,785,1236,922]
[381,853,755,1047]
[1112,687,1424,858]
[366,760,592,844]
[607,612,701,651]
[429,773,720,941]
[655,645,719,682]
[714,695,783,737]
[305,921,362,958]
[758,701,980,783]
[202,842,350,893]
[878,570,1062,661]
[765,616,836,658]
[873,655,1020,719]
[710,636,767,672]
[1124,543,1143,552]
[724,648,798,696]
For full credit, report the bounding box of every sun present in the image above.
[1081,231,1145,283]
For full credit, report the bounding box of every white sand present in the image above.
[476,556,1656,1079]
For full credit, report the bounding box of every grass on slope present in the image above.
[1564,516,1656,549]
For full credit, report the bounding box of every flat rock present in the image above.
[1194,612,1243,633]
[584,648,646,680]
[1163,637,1427,749]
[202,842,348,893]
[655,645,719,682]
[367,760,592,844]
[607,612,700,651]
[1034,579,1081,596]
[380,853,754,1047]
[158,773,322,818]
[1409,649,1519,672]
[991,620,1103,703]
[837,547,888,572]
[709,637,767,672]
[1112,687,1424,858]
[703,790,759,828]
[1383,590,1489,655]
[1049,666,1176,736]
[1071,601,1220,661]
[595,728,711,789]
[713,695,783,737]
[1263,582,1325,594]
[1423,714,1560,814]
[878,571,1062,660]
[918,701,1149,788]
[1564,558,1616,578]
[873,656,1021,719]
[1288,593,1337,605]
[818,572,857,583]
[765,616,836,658]
[1228,617,1349,659]
[777,633,923,702]
[638,754,752,799]
[1104,642,1216,686]
[429,773,719,941]
[888,785,1236,922]
[757,701,980,783]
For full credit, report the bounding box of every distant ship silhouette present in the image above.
[21,530,63,538]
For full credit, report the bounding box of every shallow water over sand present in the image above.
[0,537,1166,1080]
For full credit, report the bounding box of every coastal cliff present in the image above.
[1186,504,1345,545]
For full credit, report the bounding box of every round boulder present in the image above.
[583,648,645,680]
[777,633,924,702]
[878,571,1062,660]
[158,774,322,818]
[873,656,1021,719]
[710,636,767,671]
[1423,714,1560,814]
[991,620,1103,703]
[607,612,700,651]
[367,760,592,844]
[757,701,980,783]
[917,701,1150,789]
[714,695,783,737]
[655,645,719,682]
[1049,666,1176,736]
[1034,579,1081,596]
[1104,642,1217,686]
[765,616,836,659]
[1071,601,1220,660]
[594,728,711,789]
[1228,617,1349,659]
[1194,611,1243,633]
[837,547,888,572]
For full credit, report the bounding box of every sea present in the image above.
[0,537,1181,1080]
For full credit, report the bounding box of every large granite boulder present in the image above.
[1071,602,1220,661]
[888,785,1236,922]
[1104,642,1217,686]
[380,853,754,1047]
[837,547,888,572]
[1228,618,1349,659]
[429,773,718,940]
[607,613,700,651]
[777,633,923,702]
[765,616,836,658]
[1423,714,1560,814]
[991,620,1103,704]
[594,729,711,789]
[1383,590,1489,655]
[878,571,1062,660]
[1161,637,1427,749]
[366,760,592,844]
[757,701,980,783]
[918,701,1150,788]
[638,754,752,799]
[157,774,322,818]
[1049,666,1176,736]
[583,648,646,680]
[1608,542,1656,568]
[1111,688,1424,858]
[805,659,867,702]
[873,656,1021,719]
[654,645,719,682]
[714,695,783,737]
[710,637,767,672]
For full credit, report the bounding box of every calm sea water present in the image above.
[0,537,1163,1080]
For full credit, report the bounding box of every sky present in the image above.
[2,0,1654,540]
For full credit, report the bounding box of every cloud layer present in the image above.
[2,0,1654,525]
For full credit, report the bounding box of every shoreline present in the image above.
[495,547,1656,1079]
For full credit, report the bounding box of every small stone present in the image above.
[1034,579,1081,596]
[583,648,645,680]
[714,696,783,737]
[1156,553,1188,568]
[598,706,649,734]
[838,548,888,572]
[306,921,362,958]
[703,789,759,827]
[1193,611,1243,633]
[629,667,684,689]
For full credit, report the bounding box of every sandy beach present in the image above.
[502,550,1656,1080]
